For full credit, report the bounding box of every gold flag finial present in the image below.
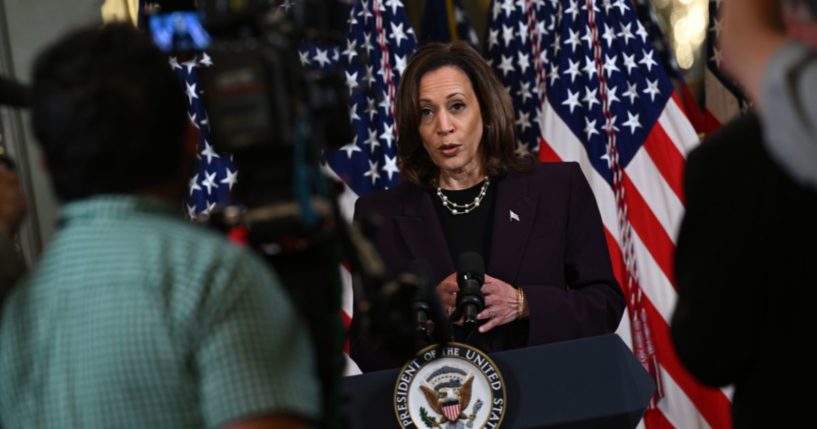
[101,0,140,26]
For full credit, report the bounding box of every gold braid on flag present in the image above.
[445,0,458,41]
[101,0,139,25]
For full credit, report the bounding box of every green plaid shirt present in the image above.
[0,195,320,428]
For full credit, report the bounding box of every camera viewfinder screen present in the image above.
[149,11,211,53]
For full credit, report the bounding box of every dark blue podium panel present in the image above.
[341,334,655,428]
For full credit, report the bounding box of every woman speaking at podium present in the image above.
[351,41,624,372]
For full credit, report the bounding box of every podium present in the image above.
[341,334,655,428]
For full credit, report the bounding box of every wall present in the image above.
[0,0,101,263]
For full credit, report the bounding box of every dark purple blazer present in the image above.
[351,162,624,371]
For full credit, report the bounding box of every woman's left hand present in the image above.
[477,275,521,333]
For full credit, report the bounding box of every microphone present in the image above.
[409,259,433,335]
[408,259,454,344]
[455,251,485,329]
[0,76,30,108]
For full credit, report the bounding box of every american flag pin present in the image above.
[510,210,520,222]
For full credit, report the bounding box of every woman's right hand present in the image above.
[436,272,459,317]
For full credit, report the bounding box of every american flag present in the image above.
[631,0,682,82]
[304,0,417,199]
[484,0,730,427]
[170,52,238,218]
[704,0,747,128]
[420,0,479,47]
[298,0,418,375]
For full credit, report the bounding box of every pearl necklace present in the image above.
[436,176,490,215]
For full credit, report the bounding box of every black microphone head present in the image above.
[408,258,453,344]
[455,252,485,327]
[409,259,433,326]
[408,259,433,288]
[457,251,484,285]
[0,76,30,108]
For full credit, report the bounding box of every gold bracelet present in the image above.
[516,288,528,320]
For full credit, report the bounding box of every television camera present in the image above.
[145,1,452,427]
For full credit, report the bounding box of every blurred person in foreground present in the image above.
[351,41,624,371]
[671,1,817,427]
[0,23,318,429]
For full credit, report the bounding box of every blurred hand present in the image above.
[0,164,27,237]
[477,274,521,334]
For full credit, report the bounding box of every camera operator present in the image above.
[0,23,319,429]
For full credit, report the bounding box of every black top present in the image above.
[430,177,498,266]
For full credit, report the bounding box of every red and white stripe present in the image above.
[322,165,363,376]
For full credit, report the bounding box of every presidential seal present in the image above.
[393,343,507,429]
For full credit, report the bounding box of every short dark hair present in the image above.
[395,41,531,188]
[31,23,188,202]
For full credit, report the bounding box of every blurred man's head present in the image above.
[30,23,189,203]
